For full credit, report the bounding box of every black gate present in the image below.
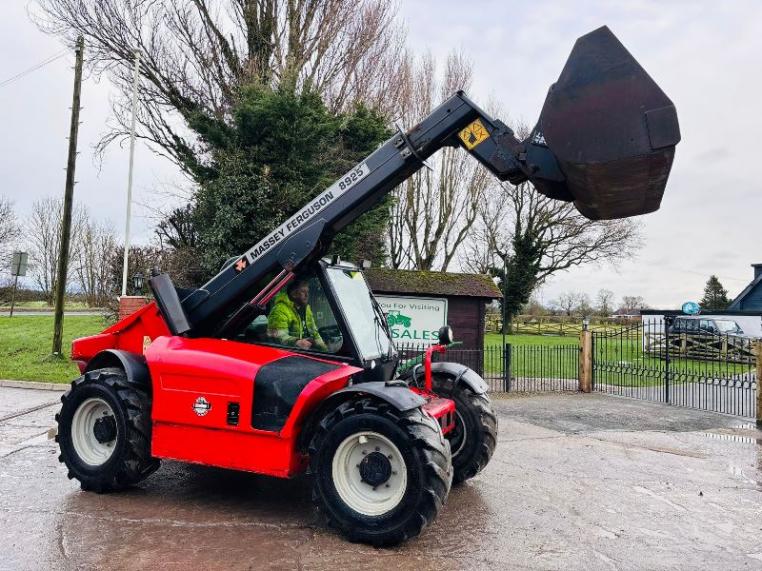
[592,320,758,418]
[398,343,580,393]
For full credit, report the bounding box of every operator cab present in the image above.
[223,258,398,382]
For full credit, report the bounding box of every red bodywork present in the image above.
[409,344,456,434]
[71,303,455,478]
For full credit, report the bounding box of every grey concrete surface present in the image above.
[2,387,762,570]
[0,380,68,392]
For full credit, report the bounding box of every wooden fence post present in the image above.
[755,341,762,428]
[579,329,593,393]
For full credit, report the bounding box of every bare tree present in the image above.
[523,294,549,317]
[388,51,493,271]
[554,291,590,317]
[555,292,576,316]
[152,204,206,287]
[74,219,116,307]
[155,204,198,250]
[35,0,406,174]
[577,292,593,317]
[596,288,615,317]
[464,179,642,330]
[0,195,21,268]
[619,295,648,315]
[27,197,86,303]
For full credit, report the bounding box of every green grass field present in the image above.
[0,315,107,382]
[485,333,579,347]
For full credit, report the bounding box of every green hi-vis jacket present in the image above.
[267,292,326,350]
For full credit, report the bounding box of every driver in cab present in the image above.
[267,278,327,352]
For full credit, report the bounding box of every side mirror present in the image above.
[438,325,454,346]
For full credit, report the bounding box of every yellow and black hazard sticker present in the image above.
[458,119,490,150]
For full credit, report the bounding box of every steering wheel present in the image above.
[318,325,343,352]
[318,325,342,341]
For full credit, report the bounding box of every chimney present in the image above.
[753,263,762,280]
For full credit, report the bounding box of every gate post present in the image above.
[664,316,673,404]
[755,341,762,429]
[503,343,512,392]
[579,329,593,393]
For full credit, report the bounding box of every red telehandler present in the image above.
[55,27,680,545]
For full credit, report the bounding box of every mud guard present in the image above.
[430,363,489,395]
[85,350,151,388]
[327,382,426,411]
[297,381,426,451]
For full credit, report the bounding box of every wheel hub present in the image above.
[71,397,118,466]
[93,415,117,444]
[332,431,408,516]
[358,451,392,487]
[449,410,467,457]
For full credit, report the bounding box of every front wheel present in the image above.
[56,367,159,492]
[433,375,497,484]
[309,398,452,546]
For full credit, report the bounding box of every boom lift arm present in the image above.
[150,26,680,338]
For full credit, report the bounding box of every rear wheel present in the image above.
[309,398,452,546]
[433,375,497,484]
[56,367,159,492]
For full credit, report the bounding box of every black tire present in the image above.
[56,367,159,492]
[309,398,452,546]
[432,375,497,485]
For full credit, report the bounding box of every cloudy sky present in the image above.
[1,1,760,309]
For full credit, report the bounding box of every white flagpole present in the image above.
[121,49,140,296]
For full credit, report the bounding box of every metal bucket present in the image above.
[531,26,680,220]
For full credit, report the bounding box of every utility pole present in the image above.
[121,50,140,296]
[52,36,84,356]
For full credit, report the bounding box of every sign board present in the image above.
[376,295,448,346]
[10,252,28,277]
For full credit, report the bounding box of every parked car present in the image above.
[669,316,751,338]
[656,316,758,362]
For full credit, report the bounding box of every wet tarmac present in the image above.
[2,386,762,570]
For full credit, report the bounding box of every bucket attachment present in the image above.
[528,26,680,220]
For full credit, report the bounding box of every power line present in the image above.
[666,266,749,284]
[0,48,70,89]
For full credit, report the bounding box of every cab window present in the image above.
[234,272,344,355]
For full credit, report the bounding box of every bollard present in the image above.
[579,329,593,393]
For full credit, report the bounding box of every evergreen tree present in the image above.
[700,275,731,311]
[191,85,391,277]
[490,232,542,333]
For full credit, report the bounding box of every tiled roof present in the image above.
[366,268,502,299]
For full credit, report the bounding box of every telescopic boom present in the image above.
[150,26,680,337]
